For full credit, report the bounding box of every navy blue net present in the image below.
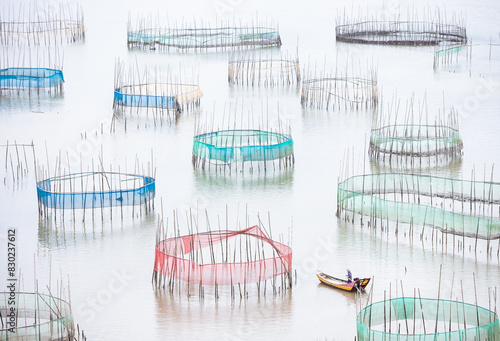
[36,172,155,209]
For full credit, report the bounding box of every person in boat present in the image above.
[346,269,352,283]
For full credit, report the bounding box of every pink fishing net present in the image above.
[154,225,292,285]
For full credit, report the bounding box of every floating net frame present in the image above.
[127,16,281,51]
[1,46,65,96]
[301,77,378,110]
[113,83,203,113]
[336,18,467,46]
[0,67,64,93]
[152,209,293,300]
[228,52,300,87]
[36,171,156,219]
[0,2,85,45]
[0,292,75,340]
[301,64,378,110]
[192,105,294,174]
[357,297,500,340]
[369,124,463,162]
[337,173,500,241]
[192,129,294,173]
[113,58,202,125]
[369,99,463,168]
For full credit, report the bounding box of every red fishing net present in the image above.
[154,225,292,285]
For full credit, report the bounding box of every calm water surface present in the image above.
[1,0,500,339]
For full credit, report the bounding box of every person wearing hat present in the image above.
[346,269,352,283]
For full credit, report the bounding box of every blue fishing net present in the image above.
[114,87,180,110]
[0,68,64,88]
[36,172,155,209]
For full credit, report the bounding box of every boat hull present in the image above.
[317,272,370,292]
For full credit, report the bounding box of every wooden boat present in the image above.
[316,272,370,292]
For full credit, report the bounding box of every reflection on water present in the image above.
[369,157,463,178]
[316,281,368,308]
[0,91,65,113]
[193,163,295,192]
[154,288,294,340]
[0,0,499,339]
[37,207,157,250]
[112,107,185,131]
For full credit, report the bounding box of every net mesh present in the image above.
[0,3,85,45]
[193,129,294,163]
[114,83,203,110]
[369,124,463,158]
[36,172,156,209]
[228,58,301,85]
[127,27,281,49]
[0,292,74,340]
[357,298,500,340]
[301,77,378,109]
[336,21,467,45]
[153,225,292,285]
[0,68,64,89]
[337,174,500,239]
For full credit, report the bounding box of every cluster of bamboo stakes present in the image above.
[36,148,156,225]
[0,262,87,340]
[127,14,281,51]
[152,207,294,300]
[0,46,64,95]
[0,2,85,45]
[337,152,500,260]
[192,104,294,174]
[228,52,301,87]
[356,269,499,339]
[335,8,467,46]
[1,140,36,186]
[113,58,202,127]
[301,61,378,110]
[369,96,463,168]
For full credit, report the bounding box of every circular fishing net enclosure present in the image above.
[337,173,500,240]
[0,68,64,90]
[153,225,293,286]
[301,77,378,110]
[36,171,155,209]
[0,292,75,340]
[192,129,294,169]
[369,124,463,159]
[336,21,467,46]
[228,58,300,86]
[113,83,203,112]
[0,21,85,44]
[0,3,85,45]
[370,103,462,168]
[127,27,282,50]
[357,298,500,340]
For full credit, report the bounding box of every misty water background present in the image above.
[1,0,500,339]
